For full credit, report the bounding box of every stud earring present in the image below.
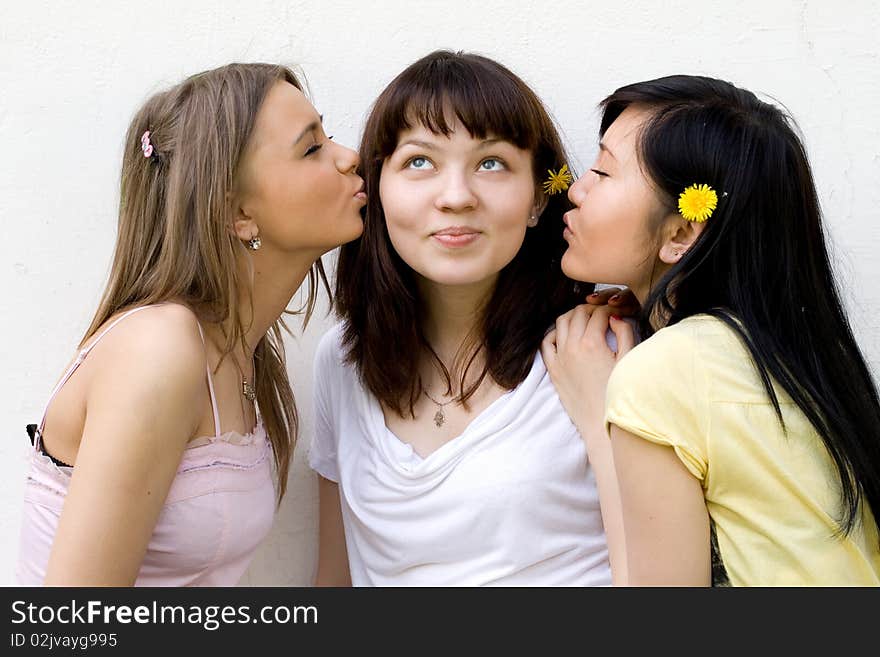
[527,212,538,228]
[247,235,262,251]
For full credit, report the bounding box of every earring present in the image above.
[247,235,262,251]
[527,212,538,228]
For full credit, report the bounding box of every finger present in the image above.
[584,303,615,348]
[609,299,641,318]
[586,286,622,305]
[607,288,639,308]
[606,288,633,305]
[609,316,636,357]
[540,331,557,369]
[567,304,590,345]
[555,311,571,351]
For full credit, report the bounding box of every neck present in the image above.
[632,260,674,331]
[210,246,322,367]
[418,274,496,369]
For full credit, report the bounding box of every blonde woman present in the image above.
[16,63,366,586]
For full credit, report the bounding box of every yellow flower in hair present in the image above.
[678,183,718,222]
[543,164,574,195]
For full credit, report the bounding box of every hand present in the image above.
[585,286,640,317]
[541,303,636,431]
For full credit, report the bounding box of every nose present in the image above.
[567,172,589,206]
[334,142,359,174]
[435,170,478,212]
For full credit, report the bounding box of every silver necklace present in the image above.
[232,356,256,402]
[423,389,456,427]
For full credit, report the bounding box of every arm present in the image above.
[609,425,710,586]
[542,303,634,583]
[314,476,351,586]
[574,412,628,586]
[44,308,206,585]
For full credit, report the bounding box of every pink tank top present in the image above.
[15,305,277,586]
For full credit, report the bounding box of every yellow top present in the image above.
[605,314,880,586]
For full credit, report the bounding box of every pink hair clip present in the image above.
[140,130,154,158]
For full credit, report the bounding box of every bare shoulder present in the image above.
[84,303,208,407]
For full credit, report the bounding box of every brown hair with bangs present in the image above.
[335,50,589,416]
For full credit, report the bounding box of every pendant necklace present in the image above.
[423,389,456,428]
[233,355,256,402]
[242,378,256,402]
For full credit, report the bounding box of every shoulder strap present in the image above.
[195,322,222,438]
[37,305,155,434]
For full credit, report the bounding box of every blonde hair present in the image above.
[84,62,326,501]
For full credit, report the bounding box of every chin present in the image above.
[417,265,498,288]
[338,215,365,244]
[560,251,590,283]
[347,220,365,241]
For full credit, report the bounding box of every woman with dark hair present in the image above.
[544,75,880,585]
[16,63,365,585]
[309,50,626,585]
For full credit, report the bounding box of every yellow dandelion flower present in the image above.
[543,164,574,195]
[678,183,718,222]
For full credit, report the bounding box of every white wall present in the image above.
[2,0,878,585]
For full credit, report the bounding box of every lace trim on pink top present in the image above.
[185,414,265,449]
[17,303,276,587]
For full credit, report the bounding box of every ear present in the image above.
[658,214,707,264]
[227,191,258,243]
[532,193,549,218]
[526,192,549,228]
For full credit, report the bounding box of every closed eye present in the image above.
[591,168,609,177]
[304,135,334,157]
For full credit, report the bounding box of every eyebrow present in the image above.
[476,138,511,149]
[598,142,617,160]
[398,139,437,150]
[396,137,510,151]
[293,115,324,147]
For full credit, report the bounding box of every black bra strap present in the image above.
[26,423,73,468]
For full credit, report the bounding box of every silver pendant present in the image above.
[433,409,445,427]
[242,380,256,401]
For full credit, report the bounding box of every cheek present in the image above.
[379,177,427,236]
[576,183,636,243]
[260,165,313,217]
[489,181,532,228]
[494,208,528,248]
[561,195,626,281]
[568,196,660,284]
[379,179,425,266]
[248,170,295,224]
[476,182,531,259]
[309,165,346,206]
[498,190,532,223]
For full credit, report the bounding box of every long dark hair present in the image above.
[336,50,586,416]
[600,75,880,537]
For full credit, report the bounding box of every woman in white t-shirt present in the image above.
[310,50,631,586]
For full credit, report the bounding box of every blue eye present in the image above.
[480,158,505,171]
[408,157,433,170]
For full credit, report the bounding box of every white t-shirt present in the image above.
[309,323,611,586]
